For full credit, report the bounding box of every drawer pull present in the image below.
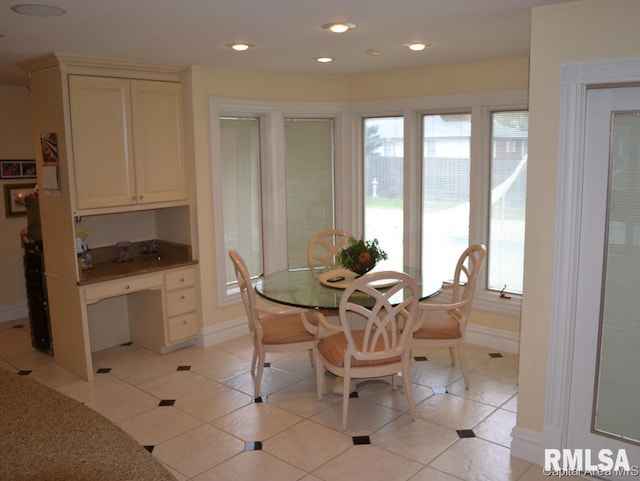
[180,295,186,300]
[180,277,185,282]
[125,285,130,290]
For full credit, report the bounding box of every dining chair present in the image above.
[411,243,486,390]
[229,250,316,399]
[306,228,354,277]
[315,271,420,430]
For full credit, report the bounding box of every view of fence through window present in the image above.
[364,117,405,272]
[364,111,528,294]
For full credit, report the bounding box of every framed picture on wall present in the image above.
[0,160,37,179]
[3,182,36,218]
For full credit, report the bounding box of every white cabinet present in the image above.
[69,75,187,211]
[164,267,199,343]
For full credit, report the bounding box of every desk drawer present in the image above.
[167,312,198,342]
[83,275,163,304]
[165,268,196,291]
[166,287,196,317]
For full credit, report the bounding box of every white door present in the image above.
[568,86,640,478]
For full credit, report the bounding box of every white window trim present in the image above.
[209,97,350,307]
[349,90,527,316]
[210,91,527,316]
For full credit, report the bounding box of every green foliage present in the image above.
[338,237,388,275]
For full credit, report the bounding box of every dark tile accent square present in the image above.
[264,362,271,368]
[352,435,371,445]
[489,352,503,358]
[414,356,428,361]
[432,387,448,394]
[244,441,263,451]
[456,429,476,438]
[96,368,111,374]
[176,365,191,371]
[159,399,175,407]
[254,396,266,403]
[144,445,154,453]
[17,370,32,376]
[349,391,359,399]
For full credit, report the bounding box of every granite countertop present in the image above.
[78,257,197,285]
[77,239,196,285]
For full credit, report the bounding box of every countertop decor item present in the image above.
[338,236,388,275]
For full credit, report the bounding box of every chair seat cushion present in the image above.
[413,310,462,340]
[260,314,314,344]
[317,331,401,368]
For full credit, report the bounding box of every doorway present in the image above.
[543,57,640,479]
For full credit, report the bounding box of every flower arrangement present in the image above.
[338,237,388,275]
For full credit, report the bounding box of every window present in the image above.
[354,91,528,315]
[212,92,527,314]
[220,117,262,283]
[364,117,404,271]
[211,99,340,304]
[489,111,528,294]
[422,113,471,282]
[285,118,335,269]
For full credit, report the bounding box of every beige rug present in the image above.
[0,368,175,481]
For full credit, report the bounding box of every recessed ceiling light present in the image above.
[404,42,429,51]
[315,57,333,63]
[367,49,383,56]
[11,4,67,16]
[321,22,356,33]
[226,43,254,51]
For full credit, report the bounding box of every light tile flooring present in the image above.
[0,319,551,481]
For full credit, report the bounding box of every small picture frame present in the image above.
[3,183,36,218]
[0,160,37,179]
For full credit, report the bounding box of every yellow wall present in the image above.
[187,59,529,330]
[518,0,640,433]
[0,86,34,316]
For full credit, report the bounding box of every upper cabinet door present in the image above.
[130,80,187,204]
[69,75,136,210]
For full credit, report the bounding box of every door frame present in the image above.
[544,57,640,455]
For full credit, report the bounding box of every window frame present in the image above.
[210,92,527,315]
[209,98,351,307]
[350,91,527,316]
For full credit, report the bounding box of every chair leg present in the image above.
[251,346,258,375]
[308,348,315,368]
[402,355,417,420]
[254,350,266,398]
[342,373,351,430]
[457,344,470,390]
[315,352,325,400]
[449,346,456,366]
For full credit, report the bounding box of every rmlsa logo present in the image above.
[544,448,639,476]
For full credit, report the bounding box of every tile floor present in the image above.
[0,318,552,481]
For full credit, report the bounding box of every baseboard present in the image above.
[196,316,249,348]
[0,302,28,324]
[465,323,520,354]
[511,426,543,464]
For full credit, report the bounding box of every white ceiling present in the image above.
[0,0,572,87]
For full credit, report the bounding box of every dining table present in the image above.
[254,265,442,312]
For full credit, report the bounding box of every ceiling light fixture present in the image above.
[11,4,67,16]
[315,57,333,63]
[322,22,356,33]
[226,43,254,51]
[404,42,429,51]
